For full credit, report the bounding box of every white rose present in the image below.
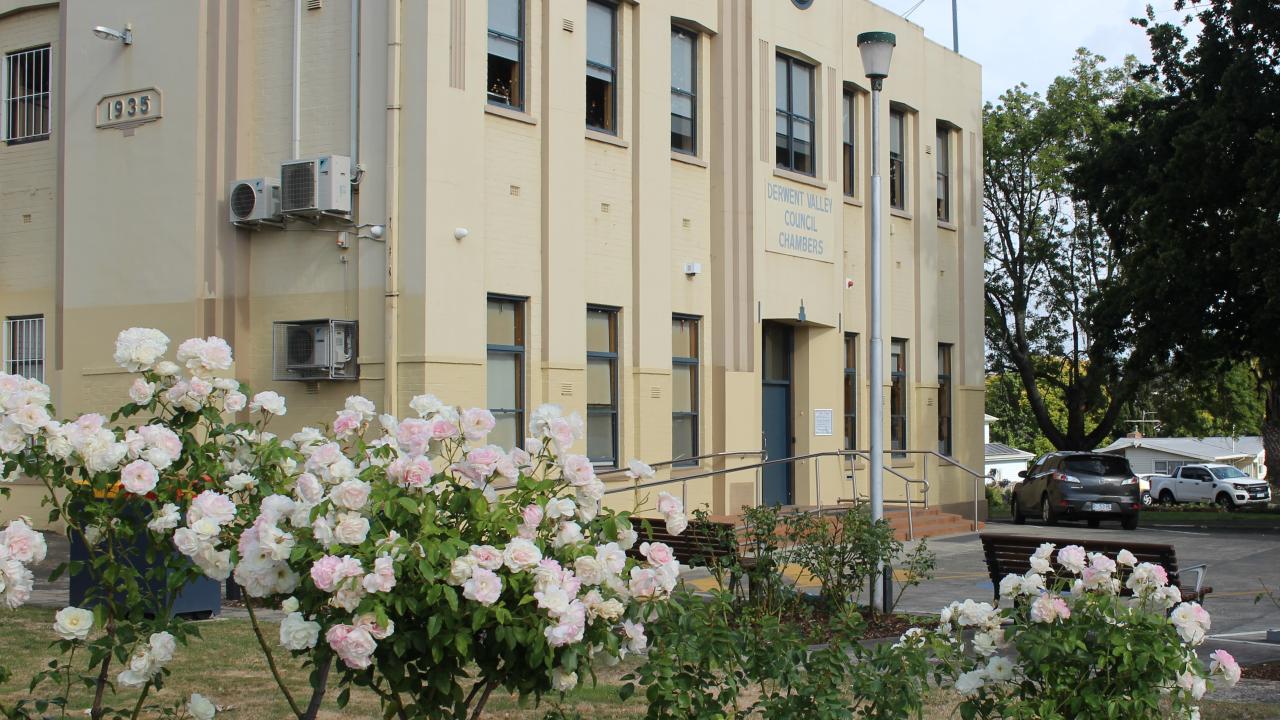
[573,556,604,586]
[172,527,208,557]
[281,596,300,613]
[333,512,370,545]
[225,473,258,492]
[148,631,176,663]
[279,612,321,651]
[53,606,94,641]
[503,538,543,571]
[331,479,371,511]
[113,328,170,372]
[250,391,287,416]
[187,693,216,720]
[223,391,247,413]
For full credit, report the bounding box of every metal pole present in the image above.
[869,81,886,611]
[952,0,959,53]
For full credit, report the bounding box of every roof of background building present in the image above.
[1098,436,1264,461]
[985,442,1035,460]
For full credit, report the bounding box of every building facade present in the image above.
[1,0,983,525]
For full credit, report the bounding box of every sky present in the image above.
[897,0,1200,101]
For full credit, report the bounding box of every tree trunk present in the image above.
[1263,381,1280,490]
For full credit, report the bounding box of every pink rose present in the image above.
[640,541,674,567]
[295,473,325,504]
[389,456,434,489]
[120,459,159,495]
[188,490,236,526]
[657,491,683,516]
[460,408,497,442]
[362,556,396,594]
[332,410,362,437]
[469,545,504,571]
[430,419,460,441]
[0,519,46,564]
[466,446,503,476]
[1056,545,1086,574]
[309,555,344,592]
[548,418,577,451]
[560,455,595,487]
[1210,649,1241,687]
[521,504,544,528]
[395,418,433,455]
[331,479,371,511]
[463,568,503,605]
[326,624,377,669]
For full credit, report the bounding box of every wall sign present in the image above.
[813,409,833,436]
[96,88,162,130]
[765,180,834,263]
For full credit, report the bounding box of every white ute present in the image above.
[1150,463,1272,509]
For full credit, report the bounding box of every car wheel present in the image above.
[1141,491,1153,507]
[1121,514,1139,531]
[1087,519,1100,529]
[1041,495,1058,526]
[1012,494,1026,525]
[1159,490,1176,506]
[1215,492,1237,512]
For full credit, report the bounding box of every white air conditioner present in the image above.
[228,177,281,224]
[272,319,357,381]
[280,154,351,216]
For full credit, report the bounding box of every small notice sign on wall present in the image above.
[813,409,833,437]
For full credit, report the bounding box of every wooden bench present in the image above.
[630,515,741,569]
[979,533,1211,604]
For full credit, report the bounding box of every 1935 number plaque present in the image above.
[96,88,162,130]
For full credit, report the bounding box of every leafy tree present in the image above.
[1073,0,1280,483]
[1126,362,1264,439]
[985,50,1158,450]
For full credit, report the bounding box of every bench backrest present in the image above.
[979,533,1185,594]
[631,516,739,567]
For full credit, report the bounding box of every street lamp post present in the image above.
[857,30,895,613]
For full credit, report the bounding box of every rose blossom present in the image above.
[175,336,233,376]
[187,693,216,720]
[279,612,321,651]
[503,538,543,571]
[188,490,236,527]
[331,479,372,511]
[463,567,503,605]
[656,491,683,516]
[120,459,159,495]
[1210,649,1241,687]
[113,328,169,372]
[1029,594,1071,623]
[521,504,544,528]
[223,391,247,413]
[469,545,504,571]
[129,378,156,405]
[249,391,287,416]
[1,518,47,564]
[640,541,674,567]
[333,512,370,545]
[561,454,596,486]
[362,556,397,593]
[53,606,95,641]
[147,503,181,533]
[332,410,362,437]
[1056,545,1087,574]
[460,407,497,442]
[327,624,377,669]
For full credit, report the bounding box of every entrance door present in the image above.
[762,322,794,505]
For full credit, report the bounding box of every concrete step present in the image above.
[883,506,980,540]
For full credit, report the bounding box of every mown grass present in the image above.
[0,607,1274,719]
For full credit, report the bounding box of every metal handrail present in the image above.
[847,449,987,531]
[596,449,767,509]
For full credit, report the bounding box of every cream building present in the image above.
[1,0,984,526]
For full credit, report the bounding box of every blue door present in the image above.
[762,323,793,505]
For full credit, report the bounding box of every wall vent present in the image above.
[560,383,573,396]
[562,19,575,32]
[306,0,322,10]
[650,386,662,399]
[681,218,692,229]
[509,185,521,196]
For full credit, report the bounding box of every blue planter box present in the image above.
[68,524,222,619]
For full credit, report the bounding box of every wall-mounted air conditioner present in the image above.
[280,154,351,216]
[272,319,357,381]
[228,177,281,225]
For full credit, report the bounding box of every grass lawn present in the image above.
[0,607,1275,719]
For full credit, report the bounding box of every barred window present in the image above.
[3,315,44,381]
[4,45,51,143]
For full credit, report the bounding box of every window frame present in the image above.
[775,52,816,176]
[585,0,618,135]
[486,295,526,451]
[586,305,620,466]
[671,314,700,467]
[936,124,952,222]
[889,108,907,210]
[937,343,953,457]
[890,338,908,456]
[486,0,526,110]
[842,89,856,197]
[843,333,858,451]
[670,25,698,156]
[3,44,52,145]
[3,314,44,382]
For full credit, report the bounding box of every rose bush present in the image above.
[0,328,681,719]
[901,543,1241,719]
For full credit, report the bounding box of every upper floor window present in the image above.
[586,306,619,465]
[487,0,524,109]
[670,27,697,155]
[775,53,814,175]
[936,125,952,221]
[842,90,856,196]
[486,296,525,451]
[3,45,51,143]
[586,0,617,134]
[3,315,44,382]
[889,109,907,209]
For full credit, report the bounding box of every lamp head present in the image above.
[92,25,133,45]
[857,31,896,82]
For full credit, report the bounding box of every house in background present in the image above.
[1099,434,1266,479]
[983,414,1036,484]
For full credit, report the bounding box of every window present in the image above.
[3,315,43,382]
[775,53,815,175]
[889,109,906,209]
[937,344,952,456]
[672,316,699,465]
[842,90,856,196]
[1154,460,1188,475]
[487,0,524,109]
[4,45,51,143]
[843,333,857,450]
[487,297,525,451]
[585,1,617,133]
[586,306,619,465]
[936,125,951,221]
[890,339,907,456]
[670,27,697,155]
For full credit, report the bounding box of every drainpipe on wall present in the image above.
[292,0,302,159]
[350,0,360,165]
[383,0,402,415]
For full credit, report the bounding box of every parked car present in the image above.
[1149,463,1272,509]
[1012,451,1142,530]
[1136,473,1156,506]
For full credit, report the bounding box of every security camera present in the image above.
[454,227,470,241]
[369,225,385,240]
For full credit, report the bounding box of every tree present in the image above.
[985,50,1157,450]
[1126,363,1264,439]
[1073,0,1280,484]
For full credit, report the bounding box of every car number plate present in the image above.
[1089,502,1113,512]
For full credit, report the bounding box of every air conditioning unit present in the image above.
[280,154,351,216]
[228,177,281,224]
[272,319,357,381]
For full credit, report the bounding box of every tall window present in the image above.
[671,316,699,465]
[842,90,856,196]
[487,0,524,109]
[487,297,525,450]
[889,109,906,210]
[936,125,951,221]
[843,333,858,450]
[4,45,51,143]
[3,315,44,382]
[937,344,953,456]
[586,306,619,465]
[890,339,907,456]
[775,53,815,175]
[585,0,617,133]
[670,27,697,155]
